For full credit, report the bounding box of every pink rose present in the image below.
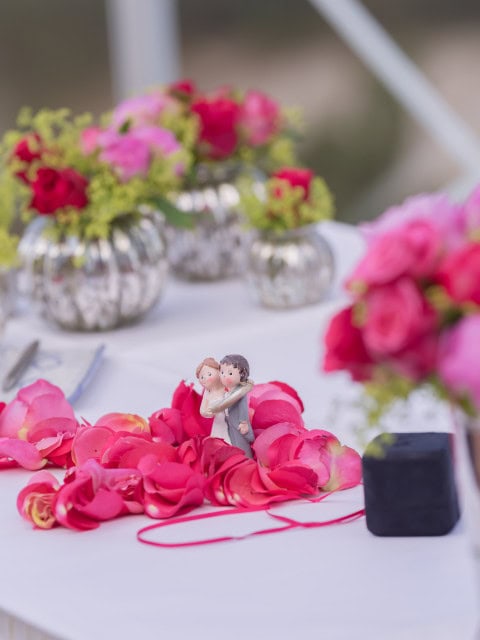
[132,125,181,156]
[361,193,464,250]
[139,456,205,519]
[111,93,173,128]
[461,184,480,236]
[0,379,78,467]
[323,305,375,382]
[99,130,151,181]
[436,242,480,305]
[363,278,437,355]
[388,333,438,382]
[348,219,442,289]
[17,471,60,529]
[438,315,480,412]
[239,90,280,146]
[80,127,102,155]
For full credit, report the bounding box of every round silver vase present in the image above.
[247,225,334,309]
[166,164,257,281]
[18,212,168,331]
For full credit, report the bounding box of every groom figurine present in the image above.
[219,354,255,458]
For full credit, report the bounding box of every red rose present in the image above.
[169,79,196,100]
[323,305,374,381]
[273,167,314,200]
[11,133,43,183]
[12,133,43,164]
[436,242,480,305]
[30,167,88,215]
[191,96,241,159]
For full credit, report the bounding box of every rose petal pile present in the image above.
[0,380,78,470]
[11,379,361,531]
[323,188,480,416]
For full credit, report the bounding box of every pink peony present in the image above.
[363,278,437,355]
[438,315,480,411]
[0,379,78,468]
[360,193,464,250]
[239,90,280,146]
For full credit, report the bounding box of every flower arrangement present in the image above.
[323,187,480,423]
[105,79,299,181]
[241,166,334,233]
[0,107,190,241]
[0,378,361,531]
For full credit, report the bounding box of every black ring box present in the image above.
[362,432,460,536]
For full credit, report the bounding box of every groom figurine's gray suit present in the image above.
[225,389,254,458]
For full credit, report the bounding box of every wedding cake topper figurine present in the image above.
[196,354,255,458]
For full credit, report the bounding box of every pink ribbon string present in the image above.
[137,493,365,548]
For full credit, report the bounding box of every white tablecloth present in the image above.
[0,222,477,640]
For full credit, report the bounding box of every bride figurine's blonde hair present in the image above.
[195,357,220,379]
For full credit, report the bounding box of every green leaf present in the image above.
[147,195,194,229]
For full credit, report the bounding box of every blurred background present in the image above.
[1,0,480,223]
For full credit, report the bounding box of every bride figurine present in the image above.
[196,356,254,457]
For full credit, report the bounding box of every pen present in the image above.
[2,340,40,392]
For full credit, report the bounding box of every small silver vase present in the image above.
[166,163,259,281]
[247,225,335,309]
[18,211,168,331]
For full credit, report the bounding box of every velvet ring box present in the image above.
[362,432,460,536]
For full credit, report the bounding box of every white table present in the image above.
[0,222,478,640]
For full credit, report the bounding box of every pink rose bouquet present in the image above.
[0,106,191,241]
[323,188,480,420]
[106,80,299,179]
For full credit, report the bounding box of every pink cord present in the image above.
[137,492,365,548]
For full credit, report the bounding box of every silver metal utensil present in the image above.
[2,340,40,392]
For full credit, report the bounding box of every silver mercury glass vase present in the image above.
[17,211,168,331]
[247,224,335,309]
[165,163,260,281]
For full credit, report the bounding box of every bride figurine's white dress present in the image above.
[202,388,232,444]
